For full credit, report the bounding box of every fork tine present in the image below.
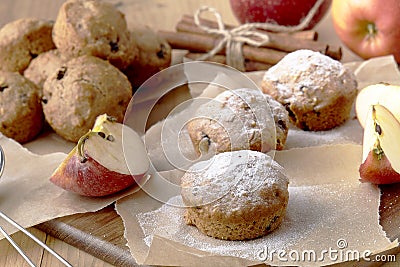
[0,212,73,267]
[0,144,72,267]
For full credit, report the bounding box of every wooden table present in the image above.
[0,0,398,266]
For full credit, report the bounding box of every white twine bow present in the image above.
[193,0,326,71]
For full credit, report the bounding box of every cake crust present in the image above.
[181,150,289,241]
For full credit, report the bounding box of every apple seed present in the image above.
[375,122,382,135]
[106,135,114,142]
[97,132,106,139]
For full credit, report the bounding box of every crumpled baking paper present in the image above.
[0,134,141,239]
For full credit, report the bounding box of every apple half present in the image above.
[359,104,400,184]
[356,83,400,128]
[50,114,149,196]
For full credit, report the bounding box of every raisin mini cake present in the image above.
[52,0,138,70]
[24,49,67,89]
[181,150,289,240]
[0,71,44,143]
[261,49,357,131]
[0,18,55,73]
[123,26,172,89]
[187,88,289,155]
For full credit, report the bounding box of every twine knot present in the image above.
[193,0,325,71]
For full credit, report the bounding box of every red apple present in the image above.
[229,0,332,30]
[359,150,400,184]
[50,114,149,196]
[332,0,400,62]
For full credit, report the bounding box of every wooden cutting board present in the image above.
[35,184,400,267]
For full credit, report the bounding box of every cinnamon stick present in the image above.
[184,52,272,72]
[181,14,318,41]
[176,19,341,61]
[276,30,318,41]
[158,30,287,65]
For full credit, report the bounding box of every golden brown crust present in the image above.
[52,0,138,70]
[261,49,357,131]
[181,150,289,240]
[42,55,132,142]
[287,94,355,131]
[184,206,286,241]
[0,71,44,143]
[0,18,55,73]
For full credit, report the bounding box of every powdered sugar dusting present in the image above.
[136,182,383,266]
[263,49,357,109]
[180,150,288,209]
[193,88,277,153]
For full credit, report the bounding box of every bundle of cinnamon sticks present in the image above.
[158,14,342,72]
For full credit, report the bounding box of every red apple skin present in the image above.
[332,0,400,62]
[229,0,332,30]
[50,148,144,197]
[359,150,400,185]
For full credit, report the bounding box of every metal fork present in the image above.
[0,145,73,267]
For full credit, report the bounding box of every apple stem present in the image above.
[77,133,91,163]
[77,130,115,163]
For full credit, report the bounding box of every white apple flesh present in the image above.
[50,114,149,197]
[359,104,400,184]
[356,83,400,128]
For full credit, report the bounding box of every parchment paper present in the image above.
[0,55,397,265]
[0,134,141,239]
[144,56,400,172]
[116,56,400,266]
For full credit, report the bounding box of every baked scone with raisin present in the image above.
[42,55,132,142]
[0,18,55,73]
[52,0,138,70]
[24,49,67,89]
[187,88,289,155]
[123,26,172,89]
[261,49,357,131]
[0,71,44,143]
[181,150,289,241]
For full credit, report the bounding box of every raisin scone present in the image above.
[52,0,138,70]
[42,55,132,142]
[123,26,172,89]
[181,150,289,241]
[0,18,55,73]
[24,49,67,89]
[261,49,357,131]
[0,71,44,143]
[187,88,289,155]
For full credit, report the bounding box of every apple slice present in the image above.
[50,114,149,196]
[356,83,400,128]
[359,104,400,184]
